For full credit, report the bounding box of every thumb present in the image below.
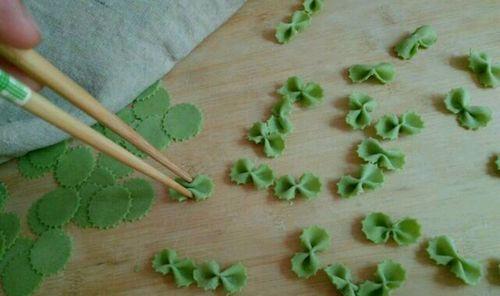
[0,0,40,48]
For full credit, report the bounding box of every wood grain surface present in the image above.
[1,0,499,295]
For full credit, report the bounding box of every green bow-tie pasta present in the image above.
[426,236,483,285]
[361,212,421,246]
[193,261,248,293]
[375,112,424,140]
[324,264,359,296]
[275,11,311,44]
[345,92,377,130]
[358,260,406,296]
[357,138,406,170]
[444,87,492,130]
[303,0,324,14]
[272,97,294,118]
[248,121,286,158]
[266,115,293,135]
[291,226,331,278]
[277,76,324,107]
[395,25,437,60]
[151,249,196,287]
[230,158,275,189]
[468,50,500,88]
[273,173,322,201]
[496,155,500,171]
[348,63,395,84]
[168,174,214,202]
[337,164,384,198]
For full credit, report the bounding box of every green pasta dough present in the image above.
[395,25,437,60]
[88,185,132,229]
[54,147,96,188]
[337,164,384,198]
[152,249,196,288]
[30,229,72,276]
[324,264,359,296]
[444,87,492,130]
[132,81,171,119]
[275,10,311,44]
[193,261,248,294]
[291,225,330,278]
[468,50,500,88]
[361,212,421,246]
[123,178,155,222]
[375,112,424,140]
[345,92,377,130]
[2,252,42,296]
[27,200,52,235]
[26,140,68,169]
[97,153,133,179]
[357,260,406,296]
[303,0,324,14]
[277,76,324,107]
[18,155,51,179]
[36,188,80,228]
[135,115,171,150]
[266,114,293,136]
[348,63,395,84]
[71,183,102,228]
[163,103,203,141]
[248,121,286,158]
[426,235,483,285]
[273,173,322,201]
[496,155,500,171]
[0,237,34,274]
[0,181,8,211]
[168,174,214,202]
[0,213,20,249]
[356,138,405,170]
[230,158,275,190]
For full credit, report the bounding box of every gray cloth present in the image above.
[0,0,244,162]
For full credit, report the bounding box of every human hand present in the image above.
[0,0,41,89]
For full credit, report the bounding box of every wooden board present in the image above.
[1,0,500,295]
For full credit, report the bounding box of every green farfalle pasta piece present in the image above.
[275,10,311,44]
[345,92,377,130]
[291,226,330,278]
[358,260,406,296]
[444,87,492,130]
[193,261,248,294]
[324,264,359,296]
[277,76,324,107]
[303,0,324,14]
[375,111,424,140]
[356,138,406,170]
[395,25,437,60]
[151,249,196,288]
[266,115,293,135]
[168,174,214,202]
[248,121,286,158]
[348,63,395,84]
[273,173,322,201]
[468,50,500,88]
[337,164,384,198]
[426,235,483,285]
[361,212,421,246]
[230,158,275,190]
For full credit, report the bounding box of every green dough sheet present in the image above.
[71,183,101,228]
[2,253,43,296]
[273,173,322,201]
[86,166,116,187]
[337,164,384,198]
[361,212,421,246]
[277,76,324,107]
[27,200,52,236]
[0,181,8,211]
[97,153,133,179]
[36,188,80,228]
[348,63,395,84]
[468,50,500,88]
[193,261,248,294]
[0,237,34,274]
[0,213,20,249]
[135,115,171,150]
[375,112,424,140]
[356,138,406,170]
[345,92,377,130]
[426,235,483,285]
[275,10,311,44]
[168,174,214,202]
[163,103,203,141]
[444,87,492,130]
[55,147,96,188]
[395,25,437,60]
[291,225,330,278]
[230,158,275,190]
[18,155,51,179]
[152,249,196,288]
[26,141,68,169]
[30,229,72,276]
[123,178,155,222]
[132,81,171,120]
[88,185,131,229]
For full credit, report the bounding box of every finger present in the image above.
[0,0,41,48]
[0,59,42,91]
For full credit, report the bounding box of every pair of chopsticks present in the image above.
[0,44,193,198]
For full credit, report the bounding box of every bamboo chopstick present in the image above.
[0,69,193,198]
[0,44,193,183]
